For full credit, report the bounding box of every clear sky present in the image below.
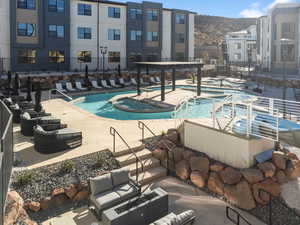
[117,0,300,18]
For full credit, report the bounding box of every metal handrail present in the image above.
[109,127,144,183]
[226,206,252,225]
[49,89,73,101]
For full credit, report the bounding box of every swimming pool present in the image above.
[73,85,253,120]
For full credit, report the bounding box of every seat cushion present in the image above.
[175,210,195,225]
[91,191,121,210]
[113,183,139,200]
[90,173,113,196]
[153,213,177,225]
[22,112,31,120]
[111,168,130,187]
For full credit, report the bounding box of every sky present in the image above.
[117,0,299,18]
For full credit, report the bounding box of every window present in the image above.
[48,0,65,12]
[78,27,91,39]
[175,52,184,61]
[17,49,36,64]
[272,45,276,62]
[147,54,159,62]
[130,30,142,41]
[176,33,185,43]
[147,10,158,21]
[273,24,277,40]
[281,44,295,62]
[17,23,36,37]
[17,0,35,9]
[108,7,120,18]
[129,8,142,19]
[77,51,92,63]
[282,23,295,39]
[175,14,185,24]
[128,53,142,62]
[147,32,158,42]
[48,25,64,38]
[108,29,120,40]
[48,50,65,63]
[78,3,91,16]
[108,52,120,63]
[234,53,241,60]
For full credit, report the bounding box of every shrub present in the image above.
[94,153,105,168]
[60,160,75,174]
[16,171,36,186]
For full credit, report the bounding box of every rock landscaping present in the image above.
[150,128,300,225]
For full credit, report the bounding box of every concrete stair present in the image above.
[133,167,167,186]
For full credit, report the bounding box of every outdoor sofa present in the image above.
[149,210,196,225]
[88,168,141,219]
[33,124,82,153]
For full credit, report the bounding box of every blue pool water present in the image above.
[74,85,253,120]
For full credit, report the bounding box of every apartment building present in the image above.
[256,16,270,71]
[0,0,10,72]
[5,0,195,72]
[225,25,257,63]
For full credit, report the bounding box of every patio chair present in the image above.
[150,77,160,84]
[33,125,82,154]
[10,104,51,124]
[88,168,141,218]
[149,210,196,225]
[91,80,103,89]
[101,80,112,89]
[131,78,137,86]
[110,79,122,88]
[66,82,77,92]
[20,112,62,136]
[119,78,131,87]
[141,78,150,85]
[75,81,88,91]
[155,77,161,83]
[55,83,67,93]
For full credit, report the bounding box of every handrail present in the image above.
[138,121,156,141]
[0,101,12,142]
[109,127,144,183]
[49,89,73,101]
[226,206,252,225]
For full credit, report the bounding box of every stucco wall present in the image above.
[188,13,195,59]
[161,10,171,59]
[183,120,274,169]
[0,0,10,71]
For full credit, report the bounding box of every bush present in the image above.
[94,152,105,168]
[16,171,36,186]
[60,160,75,174]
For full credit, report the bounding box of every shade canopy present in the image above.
[135,61,204,69]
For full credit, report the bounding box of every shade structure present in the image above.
[34,82,42,112]
[26,77,32,102]
[135,61,204,101]
[13,73,20,96]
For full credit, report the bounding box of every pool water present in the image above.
[74,85,253,120]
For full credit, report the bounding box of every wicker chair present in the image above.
[33,125,83,154]
[20,112,61,136]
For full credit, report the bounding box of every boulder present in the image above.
[210,163,224,172]
[252,178,281,205]
[285,159,300,179]
[40,197,53,211]
[190,171,208,188]
[224,180,256,210]
[258,162,276,178]
[241,168,264,184]
[73,189,89,202]
[52,194,69,206]
[182,151,196,161]
[51,187,65,197]
[287,153,299,160]
[156,139,174,150]
[65,184,78,199]
[27,201,40,212]
[165,130,179,143]
[175,160,191,180]
[190,156,209,176]
[207,172,224,196]
[170,147,184,163]
[152,149,168,161]
[219,167,242,185]
[272,151,287,170]
[4,191,24,225]
[275,170,288,184]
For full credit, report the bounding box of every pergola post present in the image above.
[172,68,176,91]
[197,66,202,96]
[137,66,141,95]
[161,69,165,101]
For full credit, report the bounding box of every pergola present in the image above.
[135,61,204,101]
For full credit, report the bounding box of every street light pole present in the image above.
[100,46,108,77]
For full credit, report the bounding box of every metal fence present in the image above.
[0,100,13,225]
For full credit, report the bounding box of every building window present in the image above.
[17,23,36,37]
[78,27,92,39]
[128,53,142,62]
[108,29,120,40]
[282,23,295,40]
[78,3,91,16]
[273,24,277,41]
[17,0,35,10]
[48,0,65,12]
[130,30,142,41]
[77,51,92,63]
[147,32,158,42]
[175,14,185,24]
[48,25,64,38]
[236,43,241,50]
[49,50,65,63]
[234,53,241,60]
[176,33,185,43]
[17,49,36,64]
[281,44,295,62]
[272,45,276,62]
[108,7,120,18]
[108,52,120,63]
[147,54,159,62]
[129,8,142,19]
[175,52,185,61]
[147,10,158,21]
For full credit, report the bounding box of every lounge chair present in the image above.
[88,168,140,218]
[66,82,77,92]
[131,78,137,86]
[10,104,50,124]
[33,125,82,154]
[55,83,67,93]
[75,81,88,91]
[150,77,160,84]
[101,80,112,89]
[119,78,131,87]
[141,78,150,85]
[109,79,122,88]
[149,210,196,225]
[91,80,103,89]
[155,77,161,83]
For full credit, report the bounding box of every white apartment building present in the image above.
[257,16,271,71]
[0,0,10,72]
[225,25,257,63]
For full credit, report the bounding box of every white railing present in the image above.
[48,89,73,101]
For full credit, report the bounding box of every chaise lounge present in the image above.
[149,210,196,225]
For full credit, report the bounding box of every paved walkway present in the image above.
[42,177,265,225]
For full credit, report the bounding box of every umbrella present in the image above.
[26,77,32,102]
[13,73,20,95]
[34,82,42,112]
